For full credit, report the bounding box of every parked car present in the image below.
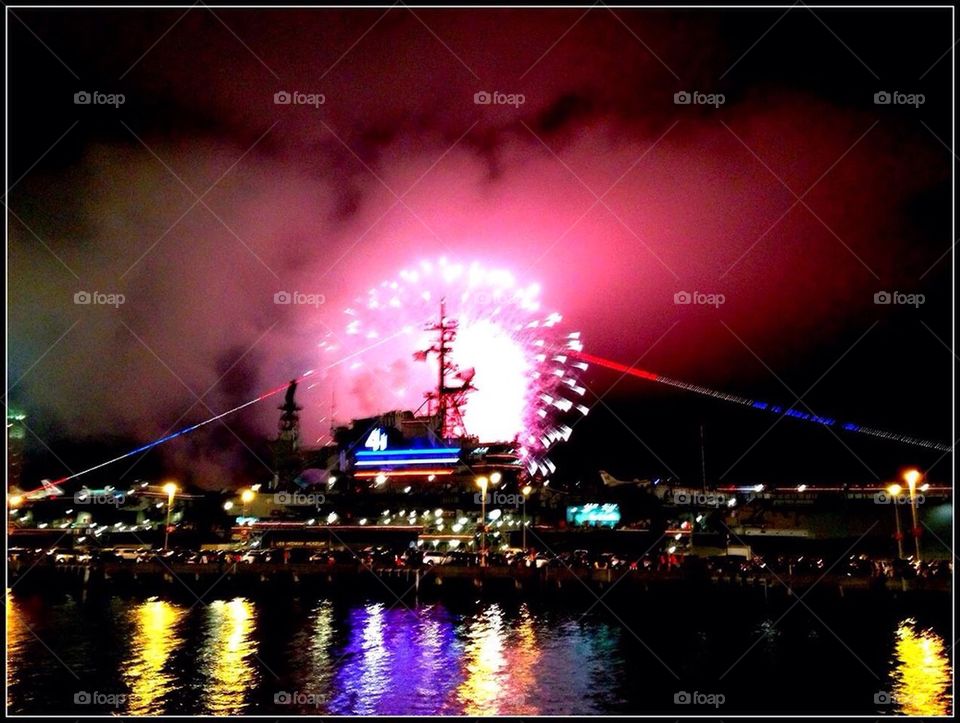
[422,550,452,565]
[527,553,552,569]
[115,548,148,561]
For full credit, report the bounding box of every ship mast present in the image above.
[416,299,475,440]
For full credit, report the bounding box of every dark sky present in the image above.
[6,4,954,490]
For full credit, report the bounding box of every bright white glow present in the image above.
[451,318,529,442]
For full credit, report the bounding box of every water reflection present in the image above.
[6,591,954,715]
[889,618,952,716]
[454,604,509,715]
[121,598,186,715]
[287,599,335,706]
[197,598,259,715]
[501,605,541,714]
[6,593,28,708]
[329,602,390,713]
[452,603,546,715]
[329,603,462,714]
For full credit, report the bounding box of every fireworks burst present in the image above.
[320,258,589,475]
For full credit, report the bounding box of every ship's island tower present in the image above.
[270,380,303,489]
[415,299,476,442]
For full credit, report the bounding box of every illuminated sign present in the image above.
[365,428,388,451]
[355,447,460,457]
[355,457,459,466]
[566,503,621,528]
[355,469,454,478]
[355,447,460,469]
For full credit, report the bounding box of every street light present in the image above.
[903,469,922,560]
[162,482,178,551]
[476,476,489,567]
[521,485,532,553]
[887,483,904,559]
[240,488,255,518]
[490,471,502,485]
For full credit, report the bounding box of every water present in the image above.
[6,589,952,715]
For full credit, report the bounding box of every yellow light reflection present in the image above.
[306,600,334,693]
[6,592,29,707]
[502,604,541,715]
[199,598,258,716]
[890,618,952,716]
[123,598,187,715]
[456,605,508,715]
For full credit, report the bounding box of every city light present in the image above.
[162,482,178,551]
[903,469,922,488]
[902,469,923,560]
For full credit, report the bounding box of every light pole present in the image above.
[476,476,488,567]
[887,483,904,559]
[162,482,178,551]
[241,488,255,519]
[521,485,532,553]
[904,469,922,561]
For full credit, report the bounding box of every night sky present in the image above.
[7,5,953,491]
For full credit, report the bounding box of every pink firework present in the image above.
[321,258,589,474]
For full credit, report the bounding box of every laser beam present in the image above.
[570,350,950,452]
